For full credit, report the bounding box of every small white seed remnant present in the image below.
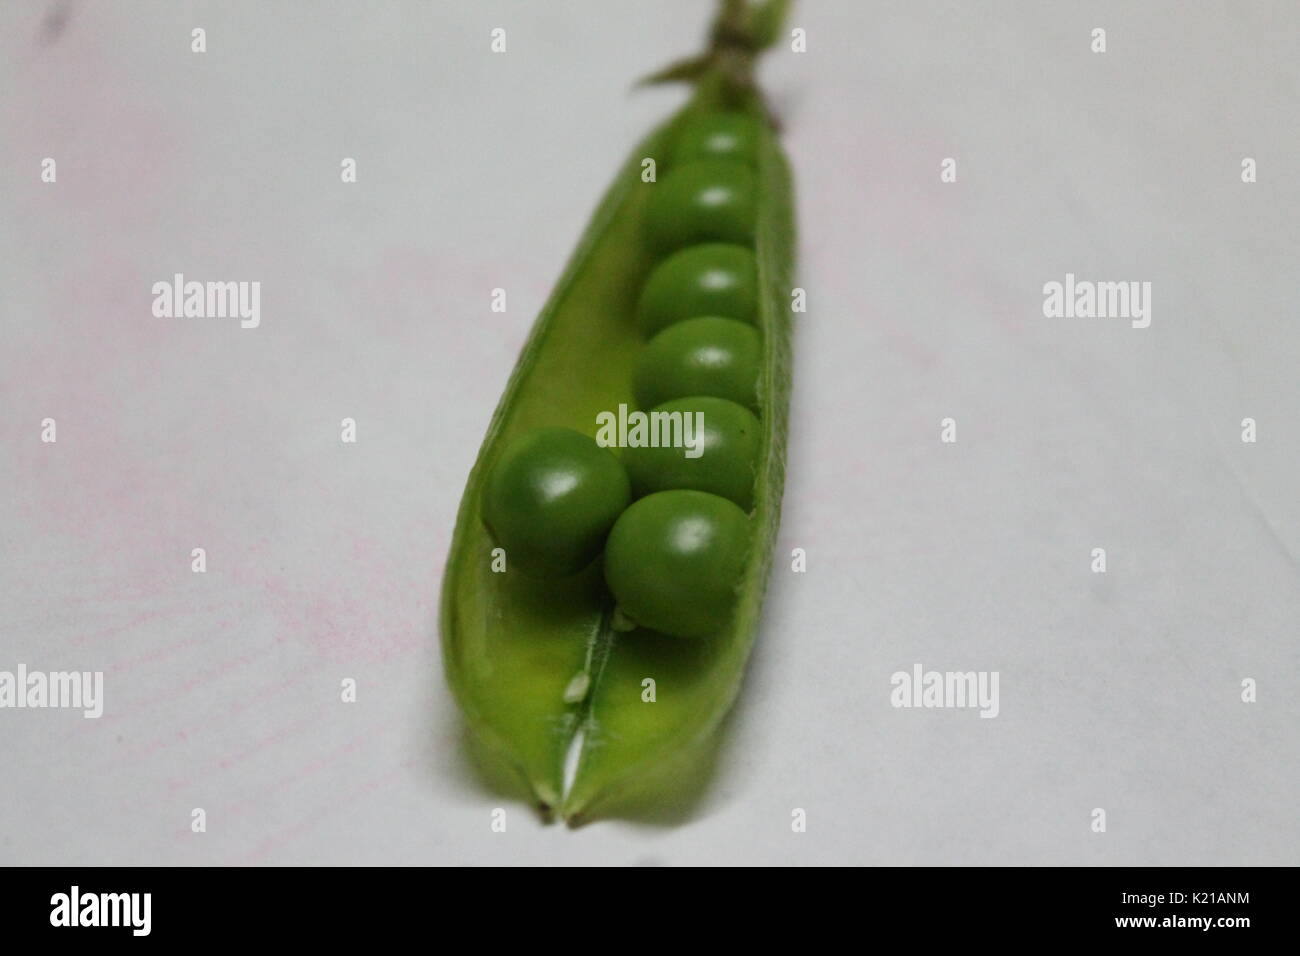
[562,672,591,704]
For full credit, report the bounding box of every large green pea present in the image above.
[480,427,631,576]
[623,397,760,510]
[634,317,762,413]
[671,112,761,167]
[636,243,758,337]
[603,490,750,638]
[643,160,757,255]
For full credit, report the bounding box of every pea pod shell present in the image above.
[440,87,795,822]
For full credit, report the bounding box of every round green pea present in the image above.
[603,490,750,638]
[644,160,757,255]
[623,397,760,510]
[634,317,762,412]
[671,112,761,167]
[636,243,758,338]
[480,427,630,576]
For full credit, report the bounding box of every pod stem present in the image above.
[638,0,792,116]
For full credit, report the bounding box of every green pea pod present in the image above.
[440,1,795,823]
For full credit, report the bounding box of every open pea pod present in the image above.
[440,1,795,823]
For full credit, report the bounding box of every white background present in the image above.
[2,0,1297,865]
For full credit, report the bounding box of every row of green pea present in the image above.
[481,111,767,639]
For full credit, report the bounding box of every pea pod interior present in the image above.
[440,85,795,821]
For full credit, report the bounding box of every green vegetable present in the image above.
[480,428,631,577]
[623,396,761,510]
[636,243,758,337]
[634,316,762,412]
[671,112,762,166]
[440,0,796,824]
[603,490,751,639]
[644,159,757,254]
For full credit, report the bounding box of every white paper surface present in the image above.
[1,0,1297,865]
